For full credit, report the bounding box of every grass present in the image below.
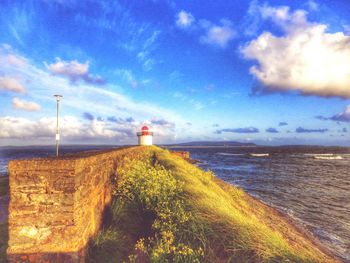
[0,176,8,197]
[88,146,337,262]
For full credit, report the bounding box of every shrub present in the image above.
[113,156,204,263]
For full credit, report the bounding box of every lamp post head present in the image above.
[54,94,63,102]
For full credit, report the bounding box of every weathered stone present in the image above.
[171,150,190,160]
[52,177,75,193]
[7,248,86,263]
[7,147,139,262]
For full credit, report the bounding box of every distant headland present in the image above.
[165,140,257,147]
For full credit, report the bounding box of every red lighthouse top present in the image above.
[137,125,153,137]
[141,125,150,135]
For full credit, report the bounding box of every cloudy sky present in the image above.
[0,0,349,146]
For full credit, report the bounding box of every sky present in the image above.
[0,0,350,146]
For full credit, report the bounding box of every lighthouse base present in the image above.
[138,135,153,146]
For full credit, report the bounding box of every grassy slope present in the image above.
[86,146,337,262]
[155,148,336,262]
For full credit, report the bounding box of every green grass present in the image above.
[88,146,337,263]
[87,198,153,262]
[0,176,8,197]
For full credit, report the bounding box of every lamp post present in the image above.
[54,95,63,157]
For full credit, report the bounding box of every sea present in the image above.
[0,145,349,261]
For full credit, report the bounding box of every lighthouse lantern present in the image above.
[137,125,153,145]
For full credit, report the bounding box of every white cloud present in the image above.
[12,97,41,111]
[0,44,28,69]
[175,12,235,48]
[115,69,139,88]
[344,25,350,35]
[0,115,180,144]
[46,58,105,84]
[136,30,160,71]
[0,116,122,140]
[242,1,307,37]
[259,5,291,23]
[330,105,350,122]
[5,54,28,67]
[258,4,308,29]
[176,10,195,28]
[200,19,235,48]
[141,57,155,72]
[0,76,26,93]
[0,116,66,139]
[88,119,120,138]
[136,30,161,71]
[242,4,350,98]
[47,58,88,76]
[143,30,161,50]
[172,92,204,111]
[307,0,319,11]
[190,100,204,110]
[151,118,175,129]
[0,45,188,144]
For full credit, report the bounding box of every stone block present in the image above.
[7,147,137,262]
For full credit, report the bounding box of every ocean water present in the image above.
[0,145,349,261]
[172,146,350,262]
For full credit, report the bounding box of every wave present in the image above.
[195,160,208,166]
[303,153,344,160]
[250,153,269,157]
[314,156,343,160]
[304,153,334,157]
[313,229,345,249]
[216,153,244,156]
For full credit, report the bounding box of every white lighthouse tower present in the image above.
[137,126,153,145]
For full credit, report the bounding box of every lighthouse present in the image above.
[137,126,153,145]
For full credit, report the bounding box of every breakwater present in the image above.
[5,146,338,262]
[7,148,129,262]
[6,147,190,262]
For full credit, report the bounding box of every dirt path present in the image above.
[0,195,8,224]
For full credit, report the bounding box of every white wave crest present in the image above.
[217,153,244,156]
[304,153,334,157]
[250,153,269,157]
[314,156,343,160]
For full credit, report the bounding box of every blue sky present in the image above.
[0,0,349,146]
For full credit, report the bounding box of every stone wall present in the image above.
[170,151,190,161]
[7,147,139,263]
